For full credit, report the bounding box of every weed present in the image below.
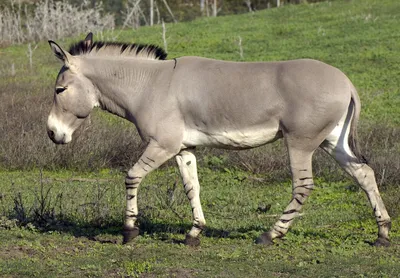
[0,216,17,230]
[122,259,154,277]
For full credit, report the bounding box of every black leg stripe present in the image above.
[377,219,391,225]
[297,184,314,189]
[185,187,194,195]
[276,225,288,230]
[127,194,135,200]
[146,156,155,163]
[140,159,153,168]
[193,224,204,230]
[273,227,284,236]
[279,218,294,224]
[299,177,313,181]
[297,192,309,198]
[283,209,299,215]
[126,186,138,190]
[125,181,140,186]
[293,197,303,205]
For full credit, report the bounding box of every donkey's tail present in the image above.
[349,84,367,163]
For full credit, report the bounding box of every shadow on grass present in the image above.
[3,213,265,244]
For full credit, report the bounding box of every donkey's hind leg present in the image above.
[176,149,206,246]
[257,147,315,245]
[321,128,391,246]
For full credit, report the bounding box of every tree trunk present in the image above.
[150,0,154,26]
[212,0,217,17]
[155,0,161,24]
[245,0,253,12]
[161,0,177,23]
[200,0,205,12]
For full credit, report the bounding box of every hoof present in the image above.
[122,227,139,244]
[373,237,390,247]
[255,232,274,245]
[184,234,201,247]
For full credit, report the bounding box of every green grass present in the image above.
[1,0,400,276]
[0,169,399,277]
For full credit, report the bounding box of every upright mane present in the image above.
[68,40,167,60]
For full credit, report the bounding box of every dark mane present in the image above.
[68,40,167,60]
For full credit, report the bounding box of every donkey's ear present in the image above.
[49,40,68,62]
[48,40,73,66]
[84,32,93,48]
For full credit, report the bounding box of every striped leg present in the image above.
[257,149,314,245]
[123,141,177,244]
[321,137,391,246]
[176,149,205,246]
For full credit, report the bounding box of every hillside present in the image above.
[2,0,399,120]
[1,0,399,172]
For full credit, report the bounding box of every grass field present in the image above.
[1,0,400,277]
[1,169,399,277]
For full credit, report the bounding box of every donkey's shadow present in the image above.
[8,214,265,245]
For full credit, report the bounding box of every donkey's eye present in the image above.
[55,87,67,94]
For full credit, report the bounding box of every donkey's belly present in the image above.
[182,127,282,149]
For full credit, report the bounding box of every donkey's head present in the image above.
[47,33,99,144]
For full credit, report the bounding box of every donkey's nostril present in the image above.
[48,129,55,139]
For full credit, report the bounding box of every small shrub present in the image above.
[11,170,63,228]
[0,0,114,46]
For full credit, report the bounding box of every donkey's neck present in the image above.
[82,57,174,121]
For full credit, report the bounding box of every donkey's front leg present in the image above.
[176,149,206,247]
[123,141,177,244]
